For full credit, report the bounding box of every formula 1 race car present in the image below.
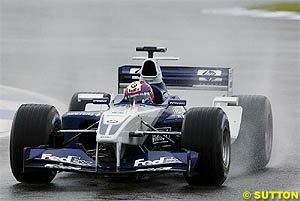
[10,47,273,186]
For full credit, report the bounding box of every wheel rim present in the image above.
[222,129,230,169]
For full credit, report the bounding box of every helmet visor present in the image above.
[127,92,151,103]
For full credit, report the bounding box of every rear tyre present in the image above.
[69,92,111,111]
[10,104,61,183]
[231,95,273,169]
[181,107,231,186]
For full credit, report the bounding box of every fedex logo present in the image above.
[134,157,182,167]
[41,153,94,167]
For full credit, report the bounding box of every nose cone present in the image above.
[97,106,130,136]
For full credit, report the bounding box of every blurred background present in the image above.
[0,0,299,200]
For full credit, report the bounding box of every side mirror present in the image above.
[168,99,187,106]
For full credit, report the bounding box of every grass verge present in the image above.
[247,2,300,13]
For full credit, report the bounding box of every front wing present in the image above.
[23,147,198,174]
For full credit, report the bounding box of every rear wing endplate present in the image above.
[118,65,233,96]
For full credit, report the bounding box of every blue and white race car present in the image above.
[10,47,273,186]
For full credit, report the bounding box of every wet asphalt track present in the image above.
[0,0,299,200]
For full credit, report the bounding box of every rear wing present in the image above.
[118,65,233,96]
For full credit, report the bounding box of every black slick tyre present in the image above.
[69,92,111,111]
[181,107,231,186]
[10,104,61,183]
[231,95,273,169]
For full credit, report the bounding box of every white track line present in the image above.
[0,120,12,137]
[202,8,300,21]
[0,85,67,137]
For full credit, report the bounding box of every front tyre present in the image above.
[10,104,61,183]
[181,107,231,186]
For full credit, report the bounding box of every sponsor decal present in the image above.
[203,70,216,76]
[129,68,140,74]
[203,70,217,81]
[127,81,142,94]
[106,119,119,123]
[134,157,182,167]
[152,135,170,144]
[198,77,222,82]
[132,76,139,80]
[197,69,222,81]
[67,112,101,117]
[157,127,172,131]
[172,107,185,115]
[112,111,126,114]
[98,135,112,138]
[45,164,81,171]
[128,91,150,98]
[168,100,186,106]
[41,154,94,167]
[198,69,222,76]
[136,167,172,172]
[92,98,109,104]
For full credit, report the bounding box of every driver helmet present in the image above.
[125,81,154,103]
